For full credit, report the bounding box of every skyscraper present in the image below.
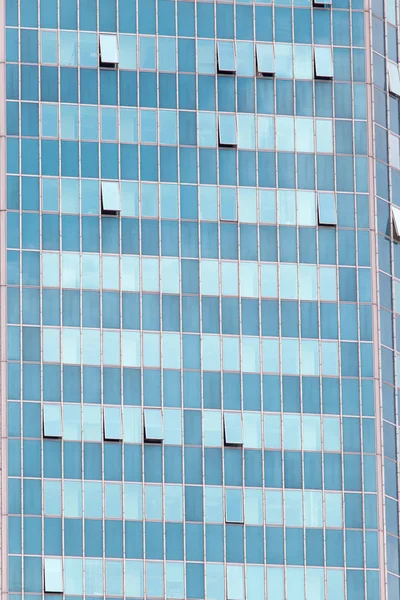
[2,0,400,597]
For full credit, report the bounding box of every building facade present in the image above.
[2,0,400,597]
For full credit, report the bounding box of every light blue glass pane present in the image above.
[275,44,293,77]
[166,562,184,599]
[61,105,78,139]
[144,409,163,441]
[120,108,138,143]
[119,35,137,69]
[60,31,78,66]
[42,178,59,211]
[278,190,296,224]
[124,483,143,520]
[237,42,255,76]
[64,481,82,517]
[165,485,183,521]
[265,490,283,524]
[264,414,281,448]
[44,480,61,515]
[227,565,244,600]
[219,114,237,146]
[285,491,303,526]
[100,33,119,64]
[105,483,122,518]
[80,32,98,67]
[294,44,312,79]
[198,112,217,146]
[80,106,99,141]
[106,561,123,596]
[146,562,164,597]
[245,489,263,524]
[226,488,243,523]
[101,107,117,141]
[198,39,215,73]
[283,415,301,450]
[160,110,177,145]
[267,567,284,600]
[104,407,122,440]
[217,41,236,72]
[44,403,61,437]
[145,484,162,520]
[246,566,264,600]
[238,114,256,149]
[159,37,176,71]
[224,412,243,445]
[315,46,333,78]
[318,193,337,224]
[84,482,103,518]
[257,43,275,74]
[140,35,156,69]
[287,568,305,600]
[160,184,179,218]
[388,62,400,96]
[257,116,275,150]
[44,558,63,593]
[220,187,237,220]
[41,105,58,137]
[41,31,58,63]
[200,186,218,220]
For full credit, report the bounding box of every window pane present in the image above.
[224,412,243,446]
[315,46,333,78]
[102,181,121,212]
[100,33,119,64]
[226,488,243,523]
[318,193,337,225]
[217,41,236,73]
[256,43,275,74]
[388,62,400,96]
[104,406,122,440]
[44,404,62,438]
[44,558,63,593]
[144,409,163,441]
[219,114,237,146]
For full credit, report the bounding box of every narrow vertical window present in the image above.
[144,409,163,442]
[256,43,275,76]
[317,193,337,225]
[218,114,237,147]
[314,47,333,79]
[99,34,119,66]
[217,41,236,73]
[43,404,62,438]
[104,407,122,441]
[101,181,121,214]
[44,558,63,593]
[225,488,244,523]
[224,412,243,446]
[392,205,400,236]
[388,62,400,96]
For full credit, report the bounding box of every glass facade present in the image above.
[1,0,399,597]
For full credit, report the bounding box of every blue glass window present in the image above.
[104,407,122,441]
[217,41,236,73]
[315,47,334,79]
[99,34,119,65]
[226,488,243,523]
[144,409,163,442]
[102,181,121,213]
[44,558,63,593]
[388,62,400,97]
[224,412,243,446]
[43,404,62,438]
[256,43,275,75]
[219,114,237,147]
[318,193,337,225]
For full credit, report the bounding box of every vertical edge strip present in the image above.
[364,0,387,597]
[0,0,7,595]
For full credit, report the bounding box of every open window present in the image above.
[388,62,400,97]
[99,34,119,67]
[144,409,163,442]
[224,412,243,446]
[104,407,122,441]
[314,47,333,79]
[43,404,62,438]
[44,558,63,593]
[313,0,332,6]
[392,205,400,237]
[217,41,236,73]
[218,114,237,147]
[256,43,275,76]
[317,193,337,225]
[101,181,121,214]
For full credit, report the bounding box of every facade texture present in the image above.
[3,0,400,598]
